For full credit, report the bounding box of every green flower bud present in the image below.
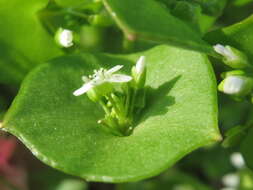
[131,56,146,89]
[214,44,251,69]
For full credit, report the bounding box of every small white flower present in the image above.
[214,44,237,61]
[222,173,240,188]
[136,56,146,75]
[57,28,74,48]
[230,152,245,169]
[73,65,132,96]
[223,76,245,95]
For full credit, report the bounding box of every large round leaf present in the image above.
[2,45,221,182]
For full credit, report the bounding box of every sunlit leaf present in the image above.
[2,45,220,182]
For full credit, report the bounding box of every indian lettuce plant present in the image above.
[1,0,253,189]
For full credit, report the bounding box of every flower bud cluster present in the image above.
[214,44,253,100]
[73,56,147,136]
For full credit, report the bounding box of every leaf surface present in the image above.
[0,0,62,84]
[3,45,220,182]
[103,0,213,54]
[241,127,253,169]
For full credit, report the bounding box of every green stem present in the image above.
[128,89,137,118]
[99,100,110,115]
[66,9,89,19]
[106,94,121,117]
[111,93,125,114]
[124,86,131,117]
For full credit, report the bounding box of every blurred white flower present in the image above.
[56,28,74,48]
[230,152,245,169]
[222,173,240,188]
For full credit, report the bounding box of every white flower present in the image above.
[230,152,245,169]
[73,65,132,96]
[214,44,237,61]
[222,76,245,94]
[57,28,74,48]
[222,173,240,188]
[136,56,146,75]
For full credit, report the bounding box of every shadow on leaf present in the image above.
[136,75,181,125]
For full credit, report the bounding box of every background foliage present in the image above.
[1,0,253,189]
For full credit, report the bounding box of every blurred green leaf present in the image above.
[116,169,214,190]
[54,0,91,7]
[178,145,234,180]
[2,45,220,182]
[233,0,253,6]
[171,1,203,34]
[241,127,253,170]
[239,169,253,190]
[0,0,62,85]
[29,168,87,190]
[222,125,247,148]
[195,0,227,16]
[219,95,250,131]
[103,0,213,54]
[171,0,227,34]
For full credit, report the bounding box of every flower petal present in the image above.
[73,82,93,96]
[107,74,132,83]
[106,65,123,75]
[223,76,244,94]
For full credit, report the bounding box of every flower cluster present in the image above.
[73,56,146,136]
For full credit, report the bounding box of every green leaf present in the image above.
[239,109,253,170]
[171,0,226,35]
[239,169,253,190]
[2,45,220,182]
[116,169,214,190]
[241,127,253,170]
[204,14,253,62]
[233,0,253,6]
[54,0,90,7]
[196,0,227,16]
[30,167,87,190]
[222,125,247,148]
[0,0,62,85]
[103,0,213,54]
